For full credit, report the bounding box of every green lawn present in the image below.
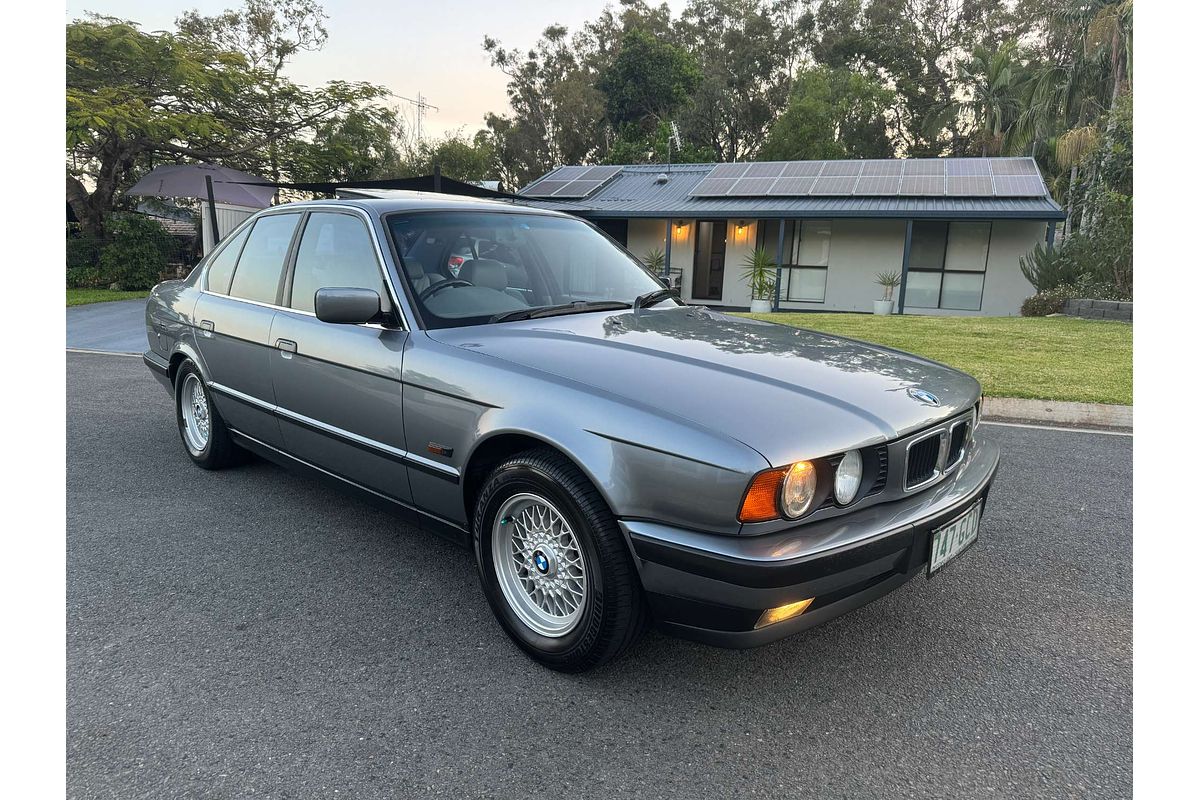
[67,288,150,306]
[737,313,1132,406]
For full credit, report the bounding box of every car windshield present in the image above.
[386,211,670,328]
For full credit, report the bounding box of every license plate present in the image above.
[928,500,982,576]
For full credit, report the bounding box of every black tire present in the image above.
[473,448,648,672]
[174,359,241,470]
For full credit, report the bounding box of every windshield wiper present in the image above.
[490,300,631,324]
[633,288,679,311]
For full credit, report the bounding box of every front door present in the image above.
[268,210,414,504]
[692,220,727,300]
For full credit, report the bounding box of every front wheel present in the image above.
[473,449,647,672]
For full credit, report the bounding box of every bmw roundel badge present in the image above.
[907,387,941,406]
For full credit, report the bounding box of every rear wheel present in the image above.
[174,360,240,469]
[473,448,647,672]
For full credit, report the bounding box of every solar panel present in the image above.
[729,177,779,196]
[946,159,991,176]
[811,176,859,194]
[946,176,995,196]
[580,165,621,181]
[860,160,903,177]
[990,158,1038,175]
[768,177,816,195]
[744,161,787,178]
[709,163,750,180]
[686,157,1047,199]
[903,160,945,176]
[992,175,1045,196]
[523,180,573,197]
[820,161,864,177]
[854,175,901,195]
[552,179,606,198]
[690,177,739,197]
[899,175,945,195]
[782,162,823,177]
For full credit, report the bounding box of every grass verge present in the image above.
[67,288,150,307]
[737,313,1132,406]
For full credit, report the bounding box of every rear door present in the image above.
[194,211,302,447]
[269,209,414,503]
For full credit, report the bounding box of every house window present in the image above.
[756,219,831,303]
[904,221,990,311]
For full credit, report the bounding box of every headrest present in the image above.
[403,257,425,279]
[461,259,508,292]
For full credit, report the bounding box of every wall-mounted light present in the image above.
[673,220,688,239]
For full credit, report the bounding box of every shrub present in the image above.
[66,265,107,289]
[97,214,174,290]
[66,235,104,272]
[1020,278,1132,317]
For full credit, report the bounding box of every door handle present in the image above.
[199,320,214,338]
[275,338,297,359]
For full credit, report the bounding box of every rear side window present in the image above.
[204,226,250,295]
[289,212,387,313]
[228,214,301,304]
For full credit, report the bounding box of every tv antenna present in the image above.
[396,92,439,142]
[667,121,683,170]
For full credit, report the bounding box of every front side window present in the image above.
[228,213,301,304]
[904,221,990,311]
[387,212,665,328]
[290,212,387,313]
[756,219,831,303]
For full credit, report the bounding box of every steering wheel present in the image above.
[419,279,473,301]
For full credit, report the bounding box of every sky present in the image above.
[66,0,688,139]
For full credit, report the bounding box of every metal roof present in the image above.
[519,163,1065,220]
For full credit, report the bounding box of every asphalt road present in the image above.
[67,299,146,354]
[67,352,1132,799]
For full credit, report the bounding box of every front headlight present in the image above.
[834,450,863,505]
[780,460,817,518]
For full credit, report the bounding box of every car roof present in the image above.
[274,192,574,219]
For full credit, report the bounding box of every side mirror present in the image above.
[314,287,382,324]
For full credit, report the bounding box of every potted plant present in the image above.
[643,247,665,275]
[742,246,777,313]
[874,270,901,315]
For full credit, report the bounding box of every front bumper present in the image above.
[621,435,1000,648]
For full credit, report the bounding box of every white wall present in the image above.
[622,216,1044,315]
[201,202,258,255]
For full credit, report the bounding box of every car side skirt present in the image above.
[227,428,469,546]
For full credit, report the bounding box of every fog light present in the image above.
[755,597,815,629]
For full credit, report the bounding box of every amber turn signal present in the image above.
[738,467,788,523]
[755,597,815,629]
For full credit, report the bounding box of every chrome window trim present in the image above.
[198,204,411,331]
[207,380,459,480]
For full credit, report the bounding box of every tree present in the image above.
[406,133,498,184]
[289,107,406,183]
[176,0,388,182]
[66,18,244,237]
[597,29,701,131]
[759,65,895,160]
[66,3,389,237]
[675,0,804,161]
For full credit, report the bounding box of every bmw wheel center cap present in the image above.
[533,549,552,575]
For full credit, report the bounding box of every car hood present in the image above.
[428,307,981,466]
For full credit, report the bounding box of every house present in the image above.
[517,158,1065,316]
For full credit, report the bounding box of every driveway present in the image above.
[66,352,1132,799]
[67,299,145,353]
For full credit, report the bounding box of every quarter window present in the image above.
[204,226,251,295]
[904,221,990,311]
[228,213,301,305]
[290,212,387,313]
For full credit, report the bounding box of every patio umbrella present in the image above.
[126,163,276,207]
[126,164,276,244]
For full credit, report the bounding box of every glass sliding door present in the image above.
[904,221,991,311]
[692,220,727,300]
